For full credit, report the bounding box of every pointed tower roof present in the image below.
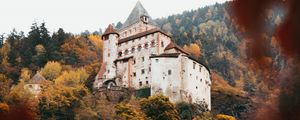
[102,24,119,39]
[121,1,157,30]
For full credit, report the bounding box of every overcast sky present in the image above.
[0,0,228,34]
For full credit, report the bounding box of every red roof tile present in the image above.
[102,24,119,39]
[164,42,190,55]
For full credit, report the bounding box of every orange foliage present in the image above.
[61,37,99,66]
[216,114,237,120]
[183,43,201,59]
[212,72,246,96]
[0,103,9,112]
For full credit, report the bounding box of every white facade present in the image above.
[94,1,211,109]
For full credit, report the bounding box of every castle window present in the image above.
[199,66,201,72]
[141,57,145,62]
[168,70,172,75]
[133,72,136,77]
[161,41,164,47]
[196,86,198,89]
[155,59,159,63]
[131,47,135,53]
[129,30,132,34]
[141,69,145,74]
[149,67,151,72]
[200,79,202,82]
[144,43,149,49]
[151,41,155,47]
[108,53,110,57]
[133,59,136,64]
[125,49,129,55]
[139,81,142,86]
[193,62,196,69]
[138,45,142,51]
[146,81,149,85]
[118,52,122,57]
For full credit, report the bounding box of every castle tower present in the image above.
[94,24,119,88]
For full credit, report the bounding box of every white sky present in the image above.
[0,0,228,35]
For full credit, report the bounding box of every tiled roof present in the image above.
[102,24,119,39]
[120,1,157,30]
[164,42,190,55]
[28,72,47,84]
[118,28,170,44]
[97,62,106,80]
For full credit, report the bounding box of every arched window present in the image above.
[118,52,122,57]
[138,45,142,51]
[144,43,149,49]
[125,49,129,55]
[151,41,155,47]
[131,47,135,53]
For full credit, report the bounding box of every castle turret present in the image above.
[95,24,119,88]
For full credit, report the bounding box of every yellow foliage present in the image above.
[0,74,11,101]
[88,34,103,51]
[54,68,89,87]
[40,69,89,108]
[40,61,62,80]
[216,114,236,120]
[5,80,35,105]
[20,68,31,83]
[115,103,143,120]
[183,43,201,59]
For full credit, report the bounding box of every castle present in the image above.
[94,1,211,109]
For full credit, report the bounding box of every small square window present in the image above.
[168,70,172,75]
[141,69,145,74]
[193,62,196,69]
[133,72,136,77]
[155,59,159,63]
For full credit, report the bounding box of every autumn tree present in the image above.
[40,61,62,81]
[140,95,180,120]
[39,68,89,119]
[183,43,201,59]
[0,74,11,102]
[3,79,38,120]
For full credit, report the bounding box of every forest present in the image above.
[0,1,287,120]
